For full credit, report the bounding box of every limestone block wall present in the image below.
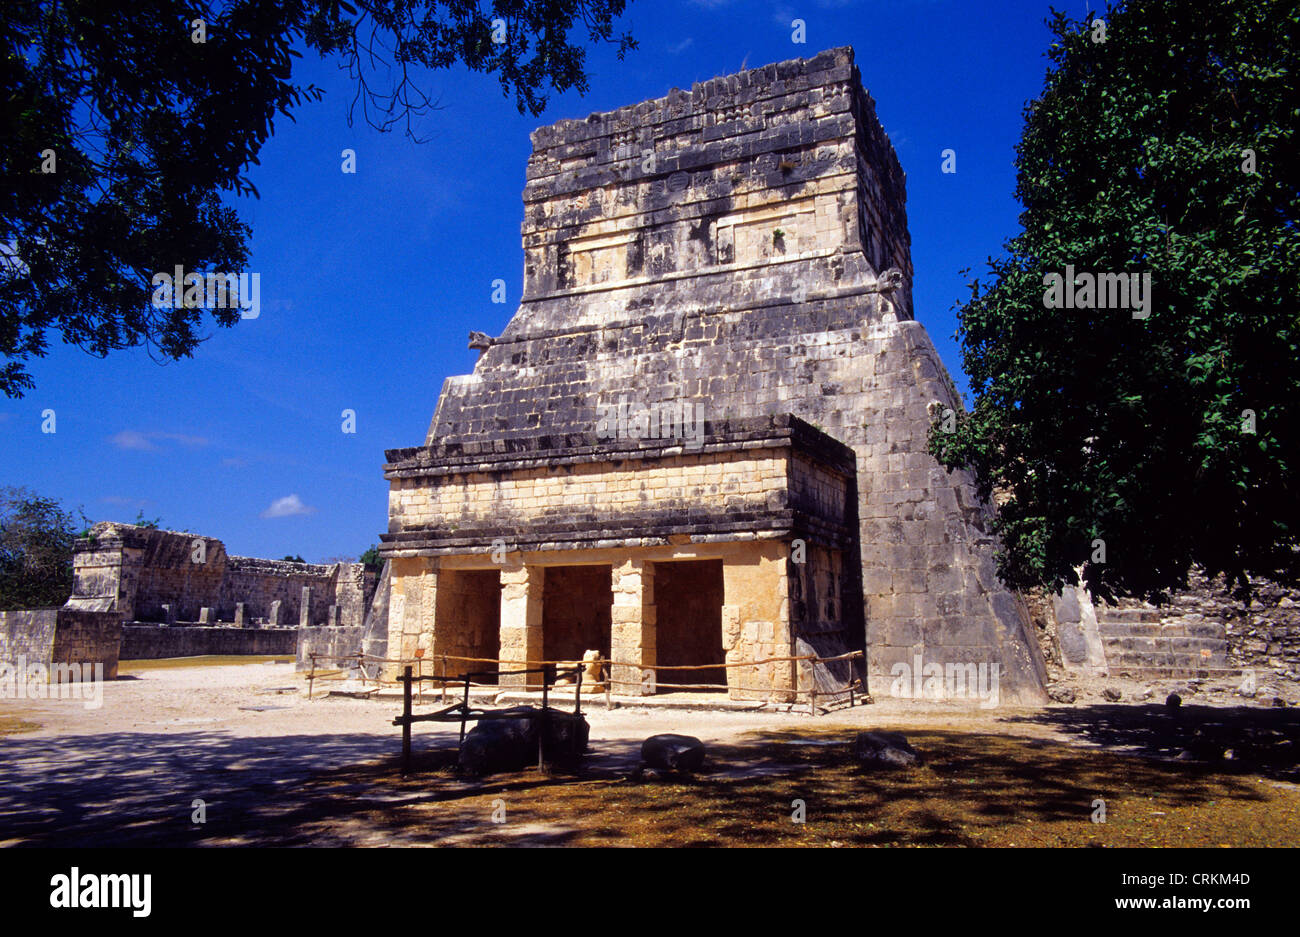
[383,416,858,558]
[1,608,122,679]
[217,557,340,626]
[50,611,123,679]
[296,625,366,671]
[517,46,910,317]
[386,556,438,676]
[0,609,59,668]
[720,540,794,701]
[391,448,786,533]
[120,624,296,660]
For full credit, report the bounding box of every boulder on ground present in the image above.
[1048,686,1076,704]
[852,731,923,769]
[641,734,706,774]
[459,714,537,776]
[458,706,589,776]
[542,709,590,764]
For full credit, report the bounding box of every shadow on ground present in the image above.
[1002,702,1300,782]
[3,706,1297,846]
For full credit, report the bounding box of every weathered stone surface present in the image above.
[852,731,922,768]
[1,609,122,679]
[641,733,707,773]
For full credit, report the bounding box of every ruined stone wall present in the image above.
[120,624,297,660]
[295,625,366,671]
[1,608,121,679]
[0,609,59,669]
[1094,570,1299,683]
[218,557,338,626]
[413,47,1045,702]
[70,524,370,628]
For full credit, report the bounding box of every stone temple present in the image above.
[378,47,1049,704]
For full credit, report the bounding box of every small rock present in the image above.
[1166,693,1182,710]
[1273,697,1287,708]
[640,734,706,774]
[1102,687,1122,701]
[1139,688,1154,700]
[852,731,923,769]
[1048,686,1076,704]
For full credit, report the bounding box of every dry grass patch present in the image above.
[118,655,293,672]
[294,725,1300,847]
[0,709,41,736]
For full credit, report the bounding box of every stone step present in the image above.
[1096,607,1161,623]
[1105,649,1230,669]
[1101,635,1227,652]
[1108,666,1243,680]
[1098,621,1228,640]
[1098,623,1161,637]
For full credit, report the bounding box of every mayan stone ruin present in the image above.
[51,522,386,663]
[379,47,1049,705]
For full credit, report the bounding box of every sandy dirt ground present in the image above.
[1,660,1296,846]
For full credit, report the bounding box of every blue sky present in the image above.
[2,0,1070,561]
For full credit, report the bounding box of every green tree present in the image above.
[0,0,636,397]
[359,543,381,568]
[0,487,81,609]
[931,0,1300,603]
[282,554,306,563]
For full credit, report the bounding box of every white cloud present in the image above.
[110,430,210,451]
[109,430,156,451]
[100,495,148,507]
[668,37,695,54]
[261,494,316,519]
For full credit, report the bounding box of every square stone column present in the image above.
[722,542,795,702]
[383,557,439,681]
[499,563,543,689]
[611,560,656,696]
[299,587,312,627]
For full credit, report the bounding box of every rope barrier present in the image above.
[305,649,865,711]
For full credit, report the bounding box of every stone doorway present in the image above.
[542,565,613,665]
[653,559,725,691]
[434,569,502,683]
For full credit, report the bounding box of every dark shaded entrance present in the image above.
[435,569,501,683]
[542,565,613,663]
[653,559,725,690]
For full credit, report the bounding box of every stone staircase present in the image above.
[1097,606,1238,679]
